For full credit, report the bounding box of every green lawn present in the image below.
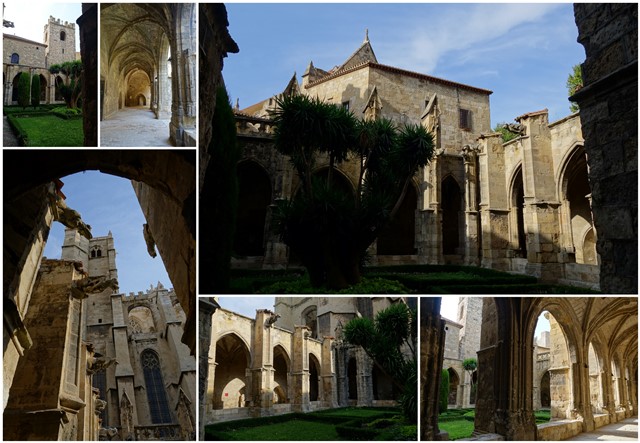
[212,418,341,441]
[10,114,83,147]
[438,409,551,440]
[205,408,415,441]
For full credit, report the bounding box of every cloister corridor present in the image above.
[567,416,638,441]
[100,107,171,147]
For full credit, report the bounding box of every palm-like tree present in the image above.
[271,94,435,289]
[49,60,83,109]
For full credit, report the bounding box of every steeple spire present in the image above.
[364,28,369,43]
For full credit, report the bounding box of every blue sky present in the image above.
[223,2,585,126]
[219,296,276,318]
[42,171,171,295]
[3,2,82,52]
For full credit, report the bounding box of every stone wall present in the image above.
[44,16,76,67]
[571,3,638,293]
[3,35,46,68]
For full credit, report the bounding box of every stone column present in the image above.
[291,325,311,412]
[461,144,480,266]
[518,110,564,282]
[420,297,447,440]
[356,348,373,407]
[321,336,338,408]
[198,297,218,440]
[77,3,97,147]
[251,309,276,414]
[476,133,511,271]
[571,3,637,294]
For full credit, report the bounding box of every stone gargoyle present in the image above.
[51,193,93,240]
[265,312,281,328]
[88,357,118,375]
[71,276,119,299]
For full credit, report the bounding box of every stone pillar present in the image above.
[333,344,349,407]
[571,3,637,294]
[477,133,511,271]
[356,348,373,407]
[518,110,564,282]
[251,309,276,413]
[291,325,311,412]
[77,4,97,147]
[420,297,447,440]
[198,297,218,440]
[3,260,86,440]
[461,144,480,266]
[321,337,338,408]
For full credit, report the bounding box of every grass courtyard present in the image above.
[438,409,551,440]
[227,264,600,294]
[4,106,84,147]
[204,407,416,441]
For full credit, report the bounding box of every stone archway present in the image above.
[309,354,321,402]
[540,371,551,408]
[441,175,462,256]
[213,333,251,409]
[377,182,418,255]
[273,345,290,404]
[4,150,196,353]
[235,160,272,257]
[348,357,358,401]
[510,166,527,255]
[11,72,21,102]
[448,367,460,406]
[39,75,47,102]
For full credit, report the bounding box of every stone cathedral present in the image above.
[231,33,599,291]
[3,228,196,441]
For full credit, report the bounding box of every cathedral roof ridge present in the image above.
[305,61,493,95]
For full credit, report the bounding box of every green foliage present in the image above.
[439,369,450,414]
[258,276,408,294]
[437,417,474,440]
[534,410,551,423]
[343,303,417,422]
[17,72,30,109]
[493,122,520,143]
[462,358,477,372]
[51,106,82,119]
[7,113,83,147]
[49,60,83,108]
[30,74,40,108]
[200,87,242,293]
[271,94,435,289]
[567,64,583,113]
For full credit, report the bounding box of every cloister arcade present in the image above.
[422,297,638,441]
[100,3,196,146]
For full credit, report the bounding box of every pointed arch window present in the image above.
[141,349,172,423]
[11,53,19,64]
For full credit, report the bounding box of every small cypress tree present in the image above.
[439,369,450,413]
[30,74,41,108]
[17,72,30,109]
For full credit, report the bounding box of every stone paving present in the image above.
[100,106,173,147]
[3,116,20,147]
[567,417,638,441]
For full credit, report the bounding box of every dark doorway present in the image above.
[441,176,461,255]
[234,161,271,256]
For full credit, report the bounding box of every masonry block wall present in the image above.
[572,3,638,293]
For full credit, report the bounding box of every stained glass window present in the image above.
[141,349,172,423]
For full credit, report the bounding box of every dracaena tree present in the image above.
[271,94,434,289]
[49,60,83,109]
[343,302,417,422]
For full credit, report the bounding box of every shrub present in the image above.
[17,72,30,109]
[30,74,40,108]
[335,419,380,440]
[439,369,449,413]
[259,276,409,294]
[50,106,83,119]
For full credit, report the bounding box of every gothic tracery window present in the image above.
[129,318,143,334]
[141,350,172,424]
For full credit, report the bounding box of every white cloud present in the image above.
[384,3,563,74]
